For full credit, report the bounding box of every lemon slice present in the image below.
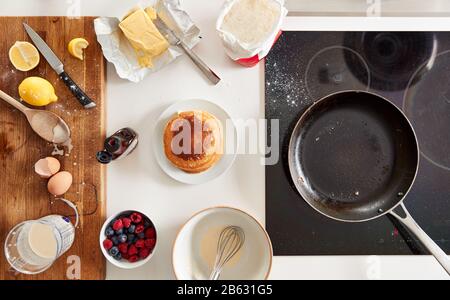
[9,41,40,71]
[19,77,58,107]
[68,38,89,60]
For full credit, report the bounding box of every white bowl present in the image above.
[99,210,157,269]
[153,99,238,185]
[173,207,273,280]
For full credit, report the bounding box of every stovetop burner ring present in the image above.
[305,45,371,102]
[344,32,438,91]
[403,49,450,172]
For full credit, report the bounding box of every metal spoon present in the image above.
[0,89,71,144]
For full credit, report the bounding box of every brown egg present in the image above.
[34,157,61,179]
[47,171,73,196]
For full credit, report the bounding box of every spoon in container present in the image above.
[0,89,71,144]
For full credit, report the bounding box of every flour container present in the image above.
[216,0,288,67]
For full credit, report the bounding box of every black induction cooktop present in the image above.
[265,31,450,255]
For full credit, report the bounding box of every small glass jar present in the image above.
[97,128,139,164]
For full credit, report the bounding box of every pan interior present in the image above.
[290,92,418,221]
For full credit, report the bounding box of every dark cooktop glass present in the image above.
[265,31,450,255]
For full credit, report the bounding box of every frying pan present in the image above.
[288,90,450,276]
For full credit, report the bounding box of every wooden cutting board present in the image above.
[0,17,106,280]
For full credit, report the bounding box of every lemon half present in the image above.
[19,77,58,107]
[9,41,40,71]
[68,38,89,60]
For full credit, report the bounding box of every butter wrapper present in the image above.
[94,0,201,82]
[216,0,287,67]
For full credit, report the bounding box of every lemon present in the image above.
[9,41,40,71]
[68,38,89,60]
[19,77,58,107]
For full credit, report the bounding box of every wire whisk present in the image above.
[209,226,245,280]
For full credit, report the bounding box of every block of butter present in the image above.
[94,0,202,82]
[119,8,169,68]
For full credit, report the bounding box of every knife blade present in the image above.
[23,23,96,109]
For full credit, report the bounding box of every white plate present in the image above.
[172,207,273,280]
[153,99,238,185]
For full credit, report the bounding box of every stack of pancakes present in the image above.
[163,111,223,173]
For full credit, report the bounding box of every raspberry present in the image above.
[130,212,143,224]
[139,248,150,259]
[135,224,145,234]
[103,239,113,250]
[135,239,145,248]
[144,238,156,250]
[118,243,128,254]
[121,218,132,228]
[128,255,139,263]
[145,227,156,239]
[112,219,123,231]
[122,252,130,260]
[128,244,138,256]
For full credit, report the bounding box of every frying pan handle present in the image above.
[390,203,450,276]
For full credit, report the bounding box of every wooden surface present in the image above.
[0,17,106,280]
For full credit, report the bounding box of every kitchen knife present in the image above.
[153,18,221,85]
[23,23,96,109]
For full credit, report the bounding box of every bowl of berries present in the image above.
[100,210,157,269]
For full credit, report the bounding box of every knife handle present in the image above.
[179,42,221,85]
[59,72,96,109]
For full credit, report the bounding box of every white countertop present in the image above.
[1,0,449,280]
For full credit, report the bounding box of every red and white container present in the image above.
[216,0,288,67]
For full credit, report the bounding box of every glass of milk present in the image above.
[4,199,78,275]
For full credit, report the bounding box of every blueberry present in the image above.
[127,234,135,244]
[118,234,127,243]
[128,225,136,233]
[109,246,119,257]
[115,228,124,235]
[105,227,115,237]
[137,232,145,239]
[111,236,119,245]
[144,219,151,228]
[113,252,122,261]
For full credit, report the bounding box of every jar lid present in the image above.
[96,151,113,164]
